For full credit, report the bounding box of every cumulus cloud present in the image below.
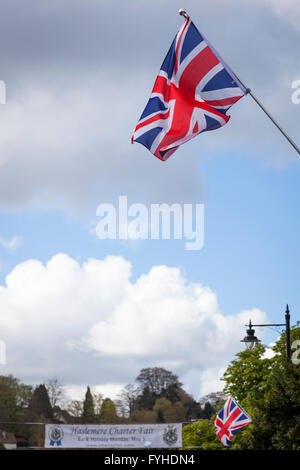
[0,253,267,398]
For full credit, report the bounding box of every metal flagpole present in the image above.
[247,90,300,156]
[178,9,300,157]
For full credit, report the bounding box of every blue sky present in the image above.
[0,0,299,401]
[1,147,299,346]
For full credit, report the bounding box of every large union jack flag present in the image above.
[131,15,246,161]
[214,396,252,446]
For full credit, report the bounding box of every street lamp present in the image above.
[240,320,261,349]
[240,304,291,360]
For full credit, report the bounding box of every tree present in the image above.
[137,386,156,411]
[221,326,300,450]
[221,343,272,407]
[45,378,65,408]
[176,388,202,421]
[238,361,300,450]
[82,386,95,423]
[0,375,33,421]
[201,402,213,419]
[160,383,181,403]
[271,324,300,365]
[129,367,203,423]
[132,409,156,424]
[182,419,224,450]
[153,397,186,423]
[27,384,53,421]
[0,375,33,438]
[26,384,53,447]
[92,391,104,417]
[67,400,84,420]
[156,408,165,423]
[116,384,140,418]
[136,368,182,396]
[99,398,118,424]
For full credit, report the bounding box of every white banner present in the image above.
[45,423,182,449]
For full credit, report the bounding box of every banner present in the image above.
[45,423,182,449]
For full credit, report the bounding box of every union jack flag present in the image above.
[131,15,246,161]
[214,396,252,446]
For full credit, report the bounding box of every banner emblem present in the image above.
[48,425,64,447]
[163,425,178,446]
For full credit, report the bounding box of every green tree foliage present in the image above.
[99,398,118,424]
[160,383,181,403]
[222,343,272,407]
[82,386,95,423]
[131,367,201,423]
[153,397,186,424]
[221,326,300,450]
[239,361,300,450]
[182,419,224,450]
[271,325,300,364]
[0,375,33,432]
[131,408,156,424]
[178,388,202,421]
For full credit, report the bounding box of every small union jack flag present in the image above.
[214,396,252,446]
[131,15,246,161]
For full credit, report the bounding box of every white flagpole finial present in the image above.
[178,8,188,19]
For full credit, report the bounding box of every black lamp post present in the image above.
[240,320,261,350]
[240,304,291,360]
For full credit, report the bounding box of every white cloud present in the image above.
[84,267,266,364]
[64,383,124,403]
[262,341,277,360]
[181,367,227,398]
[0,234,22,252]
[0,253,267,399]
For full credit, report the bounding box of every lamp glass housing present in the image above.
[241,324,261,349]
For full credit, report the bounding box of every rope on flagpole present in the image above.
[178,8,300,157]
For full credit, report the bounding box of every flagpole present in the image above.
[247,90,300,156]
[178,8,188,19]
[178,9,300,157]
